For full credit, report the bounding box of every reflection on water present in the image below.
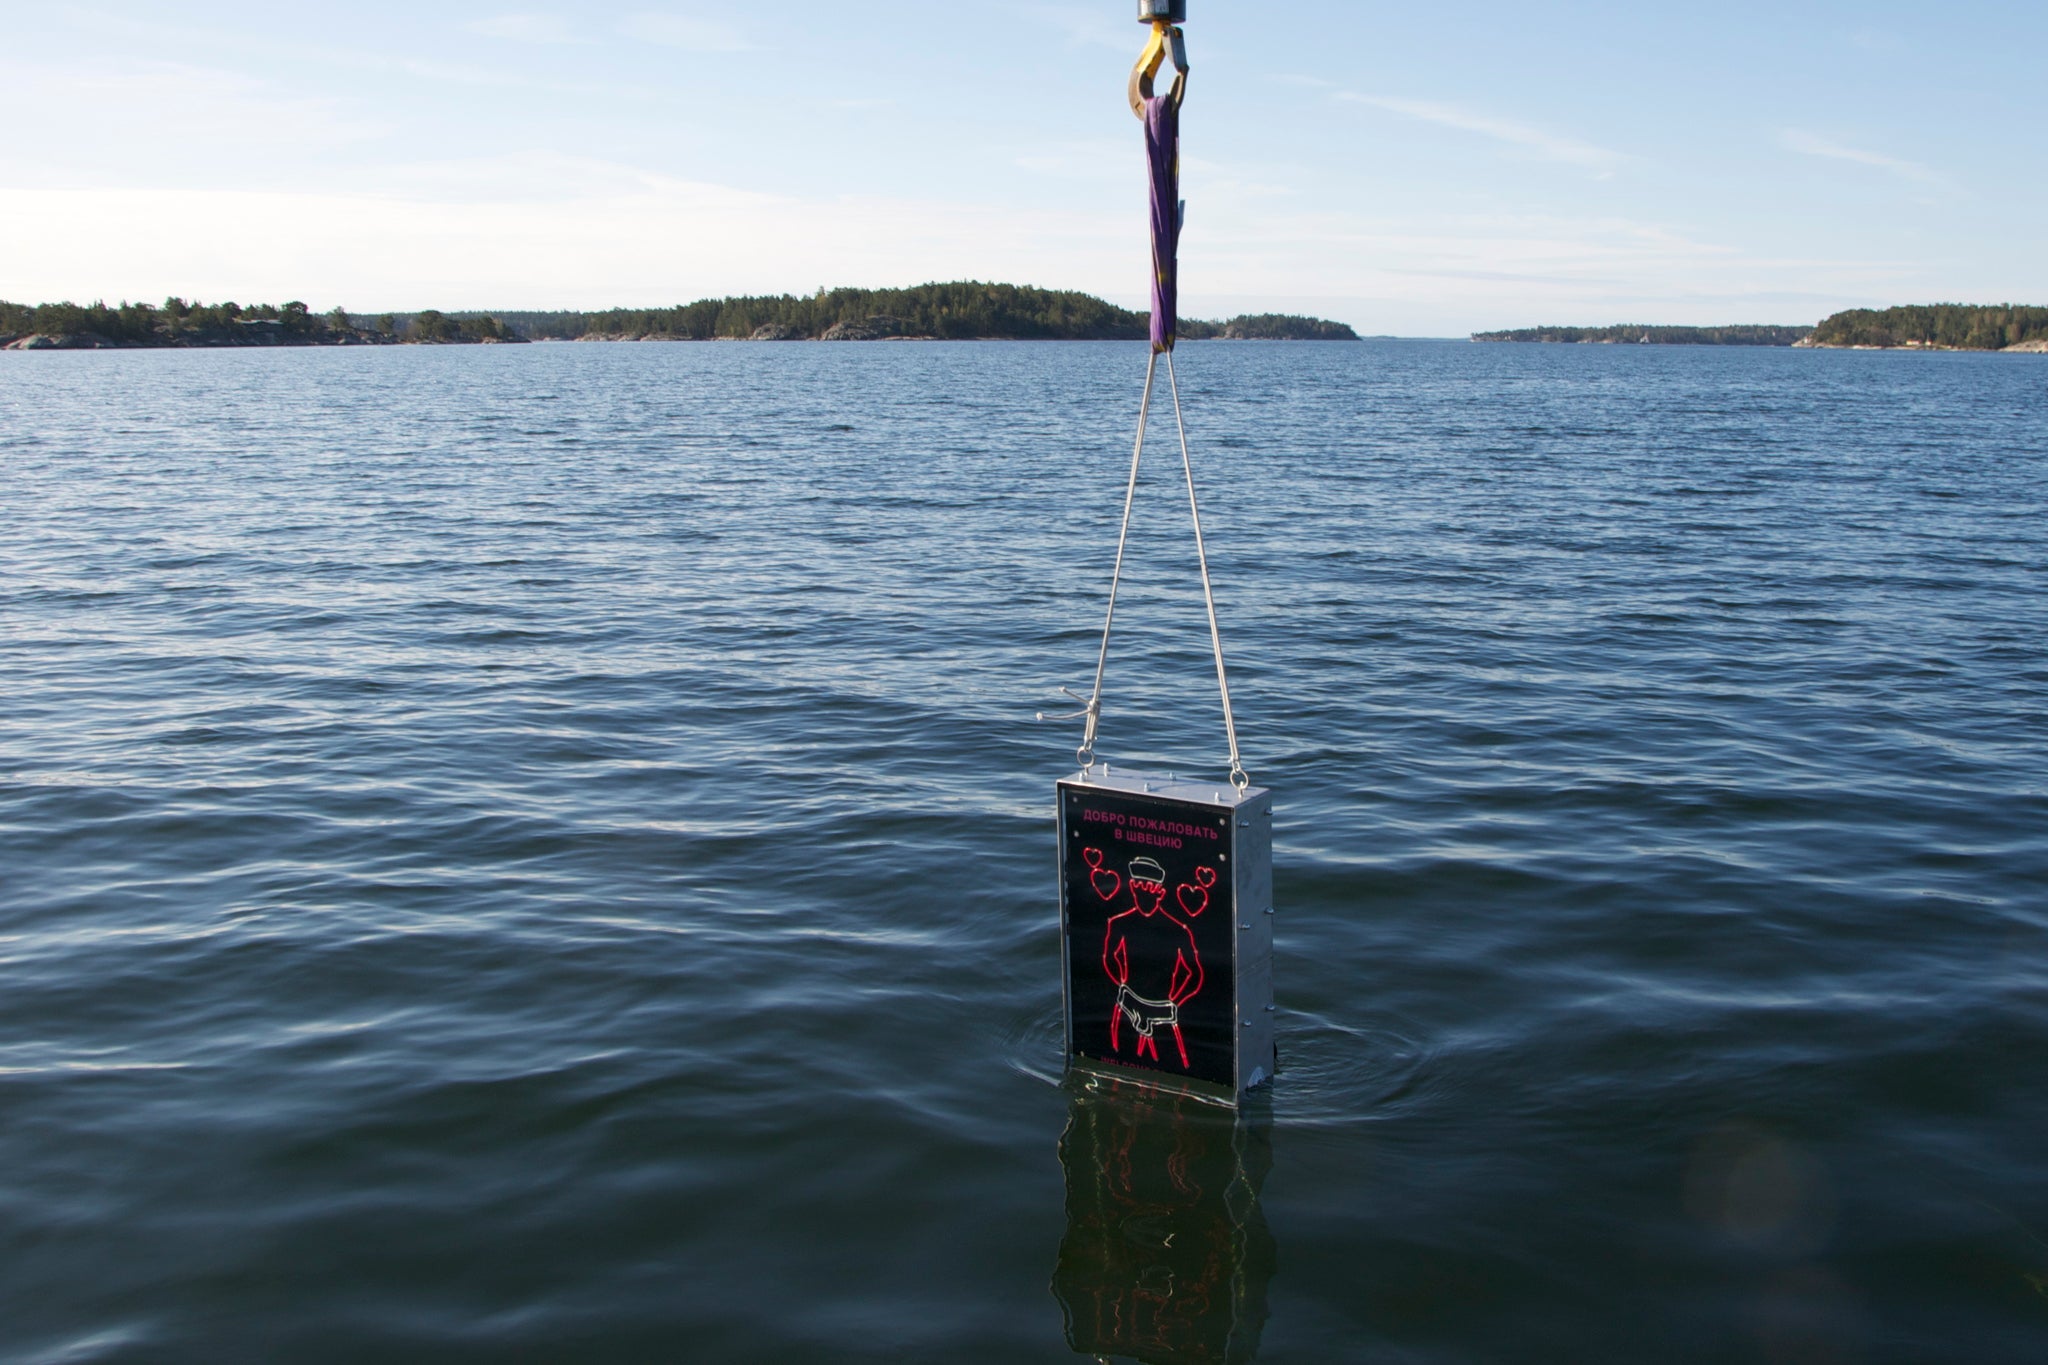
[1051,1069,1275,1365]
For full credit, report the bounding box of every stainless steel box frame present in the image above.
[1057,764,1274,1101]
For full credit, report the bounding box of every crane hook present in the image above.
[1128,16,1189,119]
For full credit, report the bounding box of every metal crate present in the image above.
[1057,765,1274,1099]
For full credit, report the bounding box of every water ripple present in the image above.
[2,342,2045,1362]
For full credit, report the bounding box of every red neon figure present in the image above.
[1095,854,1208,1070]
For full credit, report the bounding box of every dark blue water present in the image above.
[2,340,2044,1363]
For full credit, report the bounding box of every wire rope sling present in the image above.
[1047,2,1275,1102]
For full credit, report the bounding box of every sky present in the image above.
[1,1,2042,335]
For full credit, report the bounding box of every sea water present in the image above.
[1,340,2044,1362]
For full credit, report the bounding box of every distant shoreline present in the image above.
[2,332,1365,352]
[1474,304,2048,353]
[1794,337,2048,354]
[2,283,1359,351]
[0,303,518,351]
[1472,324,1811,346]
[1802,303,2048,352]
[3,333,518,352]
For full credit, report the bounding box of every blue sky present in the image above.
[1,1,2040,334]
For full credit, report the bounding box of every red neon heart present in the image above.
[1083,848,1122,903]
[1176,866,1216,917]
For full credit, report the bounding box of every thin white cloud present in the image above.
[467,15,584,45]
[1015,139,1128,181]
[1337,93,1629,174]
[0,169,1935,338]
[0,58,388,158]
[46,10,660,98]
[0,171,1132,312]
[1781,130,1939,184]
[1022,4,1131,52]
[1182,153,1298,202]
[377,151,679,201]
[616,13,751,52]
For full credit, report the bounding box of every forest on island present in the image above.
[511,282,1145,341]
[484,283,1358,342]
[2,283,1356,348]
[1215,313,1360,341]
[1471,307,2048,351]
[1805,304,2048,350]
[0,298,518,348]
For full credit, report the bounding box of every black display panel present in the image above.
[1062,787,1237,1089]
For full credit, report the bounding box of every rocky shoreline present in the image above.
[1476,305,2048,354]
[1799,303,2048,352]
[569,313,1353,344]
[3,332,522,351]
[7,332,375,351]
[7,287,1360,349]
[1,302,527,351]
[1793,337,2048,353]
[1472,324,1810,346]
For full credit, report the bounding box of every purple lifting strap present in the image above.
[1144,93,1180,354]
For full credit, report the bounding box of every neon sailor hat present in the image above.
[1128,857,1168,884]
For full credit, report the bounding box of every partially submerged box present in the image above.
[1057,765,1274,1099]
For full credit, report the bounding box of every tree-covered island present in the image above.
[453,284,1357,342]
[0,299,520,349]
[1798,304,2048,351]
[2,283,1357,350]
[1472,305,2048,352]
